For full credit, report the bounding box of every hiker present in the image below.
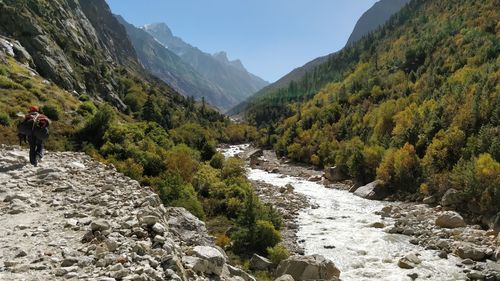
[17,106,50,167]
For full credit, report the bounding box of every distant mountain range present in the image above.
[116,16,235,111]
[142,23,268,111]
[230,0,410,115]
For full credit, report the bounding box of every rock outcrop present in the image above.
[0,145,253,280]
[354,180,387,200]
[276,255,340,281]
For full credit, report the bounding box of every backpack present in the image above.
[17,112,50,141]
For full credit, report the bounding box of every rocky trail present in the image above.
[0,145,255,281]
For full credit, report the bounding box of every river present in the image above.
[222,144,468,281]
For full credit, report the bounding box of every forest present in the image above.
[244,0,499,217]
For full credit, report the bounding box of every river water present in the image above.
[222,145,467,281]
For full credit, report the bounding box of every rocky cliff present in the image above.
[0,0,182,111]
[0,146,255,281]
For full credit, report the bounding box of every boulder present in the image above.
[323,166,348,182]
[435,211,466,228]
[189,246,226,276]
[225,264,257,281]
[454,243,487,261]
[276,255,340,281]
[354,180,387,200]
[90,220,110,231]
[246,149,263,160]
[397,253,421,269]
[308,175,322,182]
[249,254,272,270]
[441,188,464,207]
[275,274,295,281]
[422,196,437,204]
[166,207,213,246]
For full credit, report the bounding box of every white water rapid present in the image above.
[223,144,467,281]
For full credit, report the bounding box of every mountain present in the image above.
[346,0,410,46]
[143,23,269,107]
[230,0,410,116]
[248,0,499,216]
[116,16,238,111]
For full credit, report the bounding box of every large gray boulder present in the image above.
[323,166,348,182]
[354,180,387,200]
[166,207,213,246]
[435,211,466,228]
[441,188,464,207]
[187,246,226,276]
[276,255,340,281]
[249,253,272,270]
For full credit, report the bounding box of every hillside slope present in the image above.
[144,23,269,106]
[0,146,255,280]
[260,0,499,217]
[117,16,237,111]
[230,0,410,116]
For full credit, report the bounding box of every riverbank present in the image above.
[226,144,500,280]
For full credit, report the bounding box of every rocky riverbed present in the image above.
[223,144,500,281]
[0,145,255,281]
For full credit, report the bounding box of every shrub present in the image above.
[78,101,97,116]
[215,234,231,249]
[221,157,245,179]
[164,144,200,182]
[210,152,225,169]
[78,104,115,148]
[41,104,61,121]
[252,220,282,254]
[79,94,91,102]
[156,174,205,219]
[111,158,144,180]
[267,244,290,266]
[0,112,10,126]
[21,80,33,89]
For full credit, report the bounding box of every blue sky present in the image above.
[106,0,379,82]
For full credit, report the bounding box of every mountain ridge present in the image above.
[230,0,411,116]
[143,22,269,108]
[116,16,238,111]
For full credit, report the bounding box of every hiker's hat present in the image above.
[29,105,39,113]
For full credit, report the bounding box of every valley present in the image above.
[0,0,498,280]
